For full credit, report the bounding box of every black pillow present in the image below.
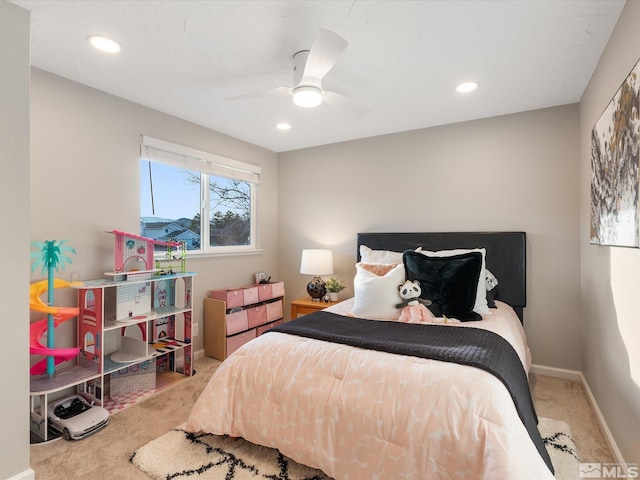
[403,250,483,321]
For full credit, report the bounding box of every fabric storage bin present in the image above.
[257,319,283,336]
[257,283,273,302]
[226,309,248,335]
[243,286,259,305]
[226,329,256,356]
[266,299,283,322]
[271,281,285,298]
[209,288,244,309]
[247,304,267,329]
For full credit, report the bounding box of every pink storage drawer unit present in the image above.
[205,281,285,361]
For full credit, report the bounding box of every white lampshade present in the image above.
[300,249,334,276]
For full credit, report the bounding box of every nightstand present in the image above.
[290,297,340,319]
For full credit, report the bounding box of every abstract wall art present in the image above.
[591,57,640,247]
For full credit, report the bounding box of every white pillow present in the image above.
[351,262,405,320]
[359,245,403,264]
[415,247,489,315]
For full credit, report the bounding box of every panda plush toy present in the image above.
[395,280,460,324]
[394,280,436,324]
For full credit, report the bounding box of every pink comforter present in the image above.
[186,301,553,479]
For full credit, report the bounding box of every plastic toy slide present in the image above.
[29,279,81,375]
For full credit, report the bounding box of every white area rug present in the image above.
[130,417,578,480]
[539,417,580,479]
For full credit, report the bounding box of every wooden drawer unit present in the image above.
[204,282,285,361]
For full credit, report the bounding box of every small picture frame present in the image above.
[254,271,267,284]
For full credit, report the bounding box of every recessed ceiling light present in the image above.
[456,81,478,93]
[276,123,291,131]
[87,35,121,54]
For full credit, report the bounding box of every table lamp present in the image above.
[300,249,334,301]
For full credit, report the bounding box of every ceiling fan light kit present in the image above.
[293,85,323,108]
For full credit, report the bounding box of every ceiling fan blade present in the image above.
[323,90,370,119]
[225,86,291,101]
[301,27,348,84]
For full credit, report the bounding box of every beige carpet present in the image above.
[30,357,614,480]
[130,418,577,480]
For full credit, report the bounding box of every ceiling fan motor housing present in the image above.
[293,50,311,86]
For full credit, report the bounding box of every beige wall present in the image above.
[0,2,32,478]
[279,105,581,370]
[29,68,280,355]
[580,0,640,465]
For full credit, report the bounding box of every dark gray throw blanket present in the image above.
[268,311,553,474]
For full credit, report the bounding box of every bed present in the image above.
[186,232,554,480]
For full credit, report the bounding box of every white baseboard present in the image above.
[530,363,582,381]
[194,348,205,360]
[7,468,35,480]
[531,363,626,467]
[577,371,628,468]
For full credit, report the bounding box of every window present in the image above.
[139,136,260,255]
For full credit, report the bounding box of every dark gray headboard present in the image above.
[357,232,527,322]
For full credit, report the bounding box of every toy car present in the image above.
[47,394,110,440]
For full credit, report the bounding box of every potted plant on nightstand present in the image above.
[325,277,346,302]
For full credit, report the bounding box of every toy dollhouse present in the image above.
[30,230,195,443]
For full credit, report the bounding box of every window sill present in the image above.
[156,248,264,260]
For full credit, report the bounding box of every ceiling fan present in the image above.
[228,27,369,118]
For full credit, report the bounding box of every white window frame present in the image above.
[140,135,261,256]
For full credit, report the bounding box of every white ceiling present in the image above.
[11,0,626,153]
